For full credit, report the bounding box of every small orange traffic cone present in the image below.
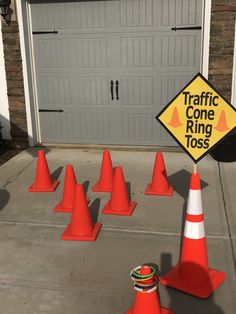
[125,265,174,314]
[145,152,173,196]
[102,166,137,216]
[168,107,182,128]
[92,149,113,192]
[28,150,59,192]
[61,184,102,241]
[160,172,226,298]
[214,110,230,132]
[53,165,77,213]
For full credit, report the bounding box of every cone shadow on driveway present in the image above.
[82,180,90,195]
[89,198,101,223]
[168,169,208,200]
[126,182,131,202]
[0,189,10,211]
[51,166,63,182]
[160,253,224,314]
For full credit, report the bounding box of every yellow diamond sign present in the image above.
[156,73,236,163]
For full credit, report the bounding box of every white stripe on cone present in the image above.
[184,221,205,239]
[187,190,203,215]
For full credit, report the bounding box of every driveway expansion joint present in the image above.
[0,220,229,239]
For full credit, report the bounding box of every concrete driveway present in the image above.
[0,147,235,314]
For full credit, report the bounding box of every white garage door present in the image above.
[30,0,203,145]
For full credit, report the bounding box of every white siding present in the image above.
[232,18,236,107]
[0,20,11,140]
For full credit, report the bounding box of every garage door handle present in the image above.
[115,80,119,100]
[110,80,114,100]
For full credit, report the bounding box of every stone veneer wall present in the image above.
[209,1,236,102]
[1,5,28,148]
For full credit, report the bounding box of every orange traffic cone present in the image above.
[61,184,102,241]
[168,107,182,128]
[160,173,226,298]
[125,265,174,314]
[53,165,77,213]
[102,166,137,216]
[92,149,113,192]
[28,150,59,192]
[145,152,173,196]
[215,110,230,132]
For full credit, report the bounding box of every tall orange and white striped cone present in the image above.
[125,265,174,314]
[160,172,226,298]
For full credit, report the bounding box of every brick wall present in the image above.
[209,1,236,102]
[1,10,28,148]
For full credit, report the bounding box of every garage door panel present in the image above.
[66,1,107,29]
[76,38,108,68]
[160,0,202,27]
[31,1,67,30]
[77,112,111,141]
[34,38,70,69]
[120,0,153,28]
[31,0,202,31]
[37,73,111,108]
[159,123,176,145]
[121,113,154,143]
[160,75,194,106]
[120,76,153,106]
[156,74,197,145]
[31,0,203,145]
[40,112,74,142]
[159,34,200,68]
[40,111,113,143]
[120,36,153,67]
[75,77,110,106]
[37,76,72,107]
[31,0,108,30]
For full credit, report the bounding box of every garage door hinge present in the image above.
[39,109,63,113]
[33,30,58,35]
[172,26,202,31]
